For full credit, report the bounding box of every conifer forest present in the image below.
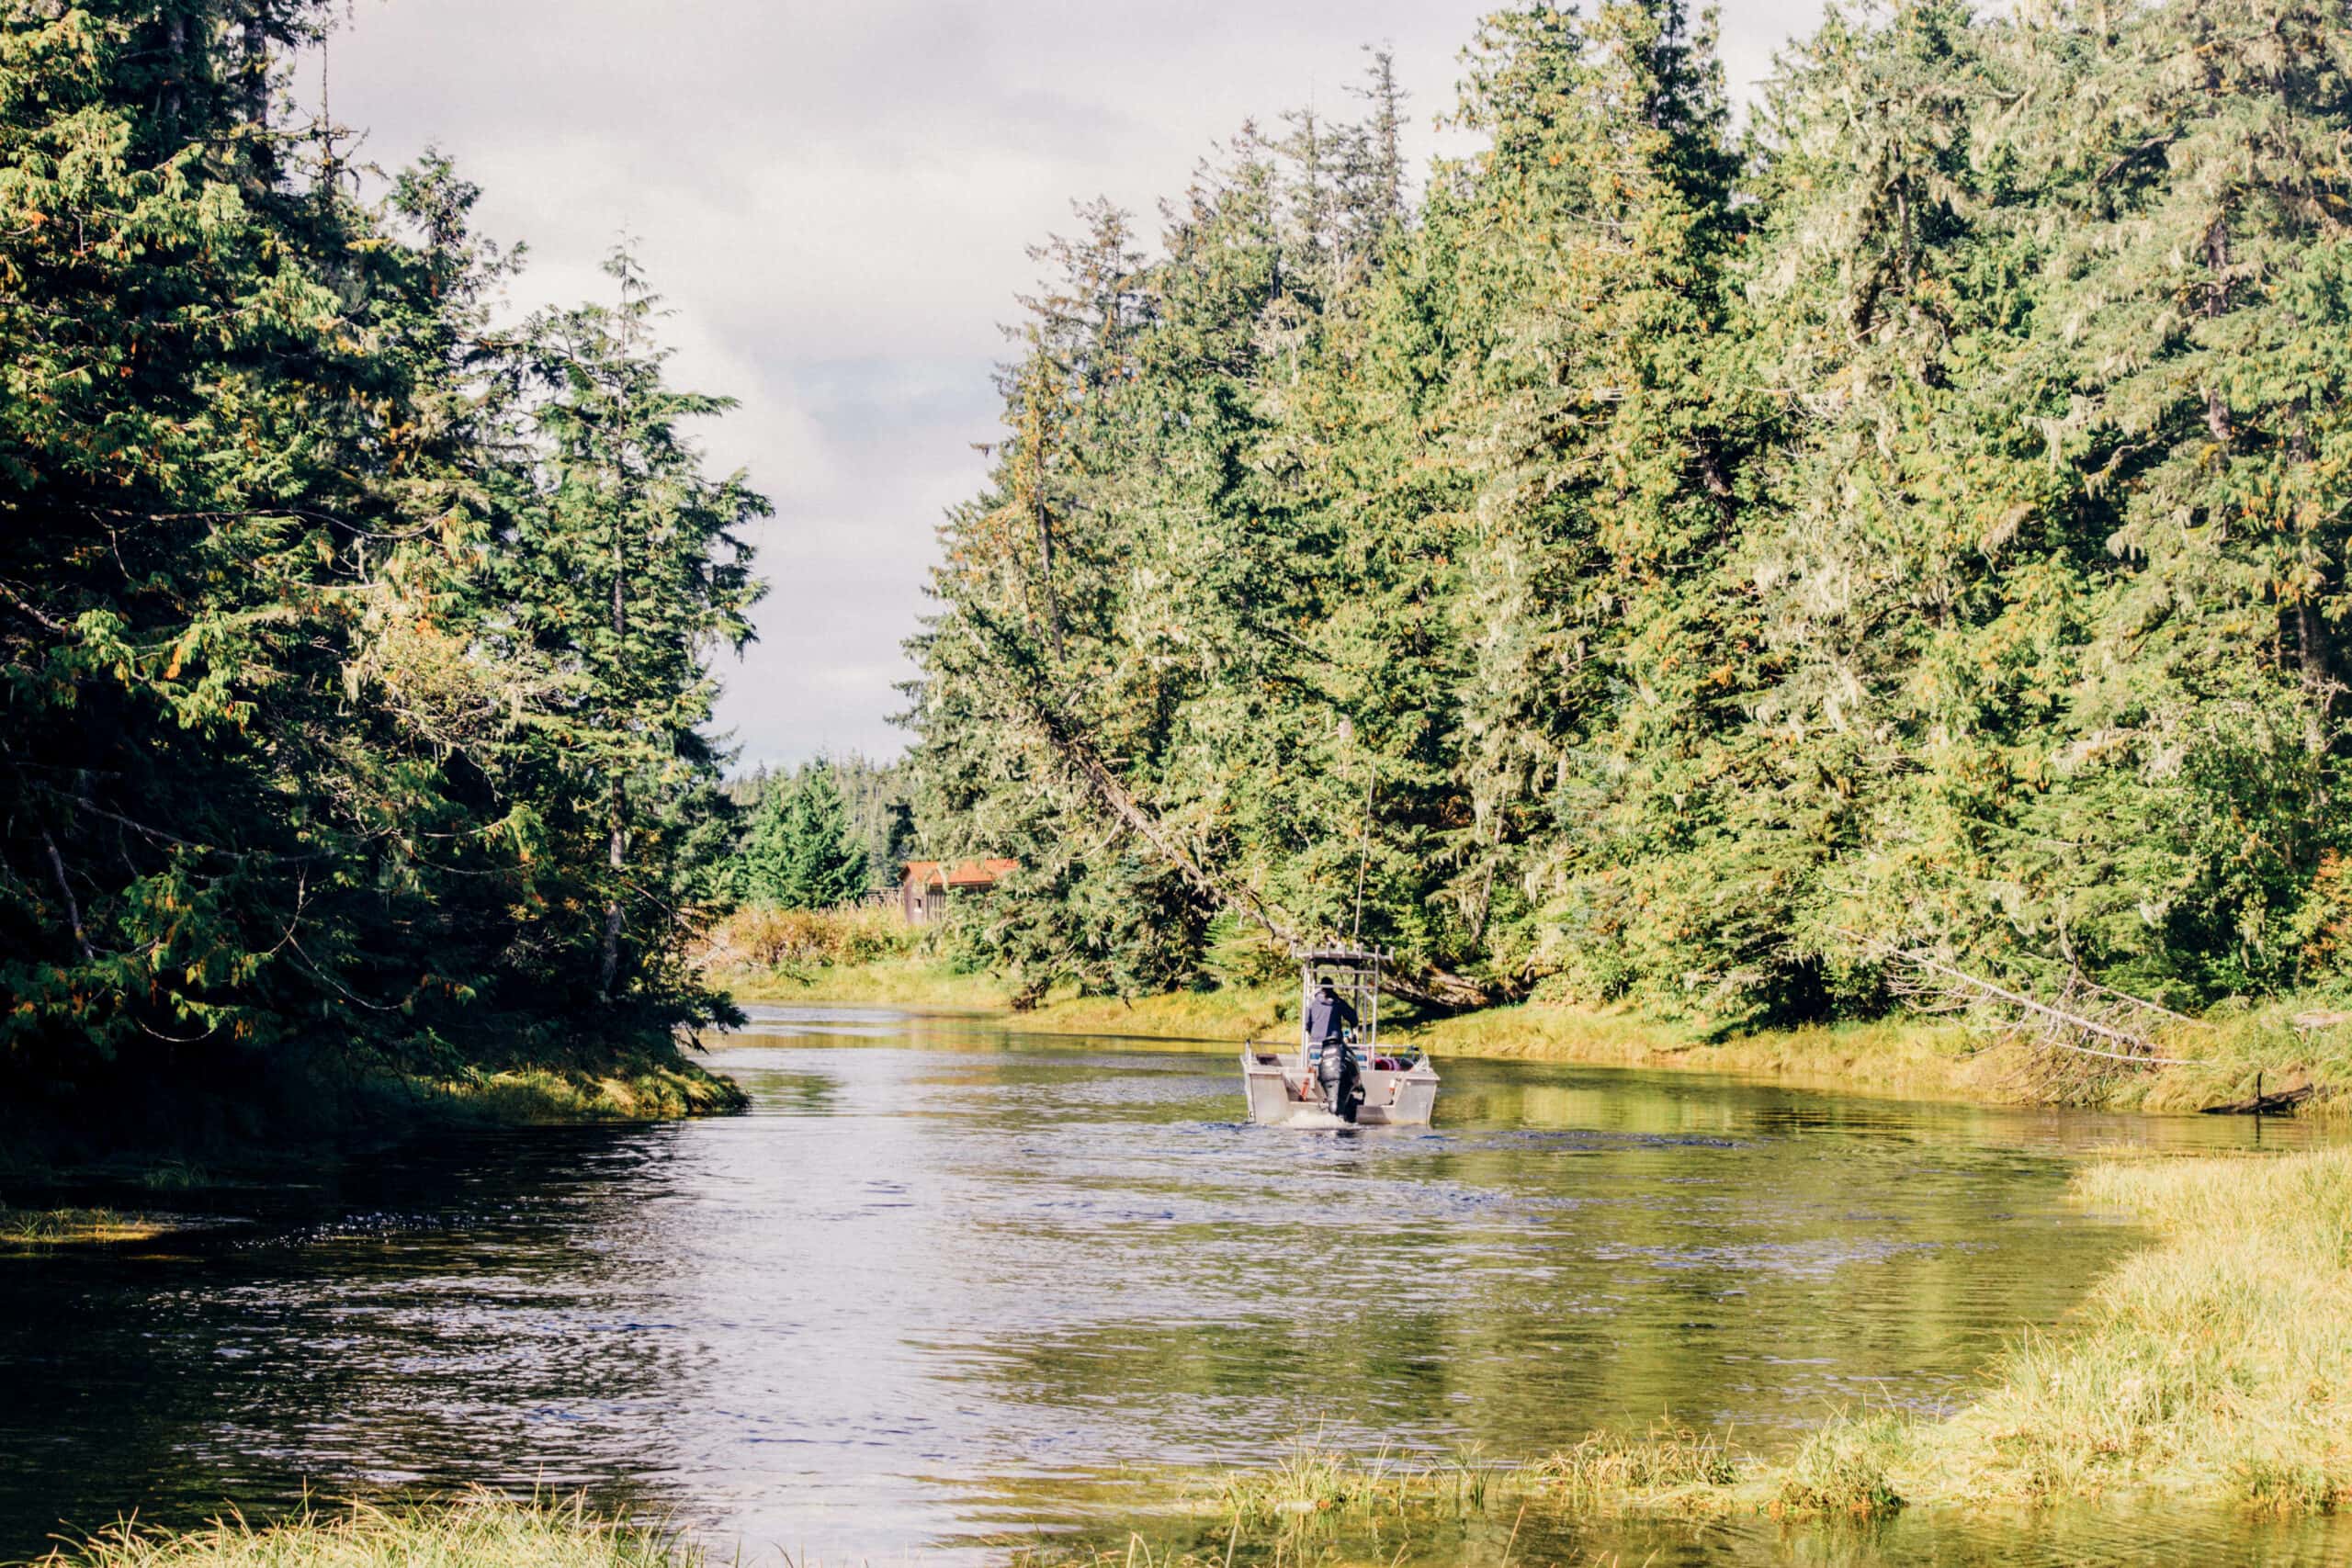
[912,0,2352,1031]
[8,0,2352,1124]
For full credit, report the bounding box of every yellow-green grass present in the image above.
[1397,998,2352,1114]
[1397,1004,2008,1103]
[33,1493,690,1568]
[1907,1145,2352,1509]
[1530,1422,1743,1514]
[726,959,1295,1043]
[0,1206,185,1249]
[1522,1145,2352,1517]
[719,954,1012,1010]
[731,954,2352,1117]
[425,1060,747,1124]
[1204,1441,1494,1519]
[728,968,2043,1108]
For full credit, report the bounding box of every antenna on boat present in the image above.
[1341,717,1372,945]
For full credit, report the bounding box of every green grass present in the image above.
[1771,1414,1908,1517]
[32,1494,689,1568]
[1517,1145,2352,1518]
[1399,1003,2001,1103]
[426,1060,747,1123]
[1205,1442,1494,1519]
[1907,1145,2352,1509]
[1530,1422,1741,1513]
[0,1206,185,1249]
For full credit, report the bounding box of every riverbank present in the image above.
[0,1048,745,1237]
[725,956,2348,1117]
[1516,1143,2352,1517]
[0,1207,203,1250]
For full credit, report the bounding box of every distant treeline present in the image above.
[0,3,764,1128]
[910,0,2352,1025]
[726,756,915,905]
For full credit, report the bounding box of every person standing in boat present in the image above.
[1307,979,1363,1123]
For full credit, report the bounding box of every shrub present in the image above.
[706,903,914,971]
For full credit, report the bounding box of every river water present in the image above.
[2,1005,2346,1565]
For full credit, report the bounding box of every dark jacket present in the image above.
[1305,989,1359,1043]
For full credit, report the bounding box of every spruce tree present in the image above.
[741,767,866,908]
[509,249,767,1005]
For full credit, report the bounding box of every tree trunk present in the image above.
[598,784,627,1002]
[243,7,269,128]
[163,11,187,132]
[598,492,628,1003]
[1034,493,1066,662]
[2301,596,2340,761]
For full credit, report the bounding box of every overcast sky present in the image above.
[328,0,1824,771]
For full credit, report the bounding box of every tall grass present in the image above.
[33,1493,691,1568]
[1770,1414,1906,1517]
[1531,1422,1740,1513]
[1208,1442,1494,1519]
[1914,1145,2352,1510]
[0,1207,176,1248]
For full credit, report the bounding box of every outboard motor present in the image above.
[1317,1039,1365,1124]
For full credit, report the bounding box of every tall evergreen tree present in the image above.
[509,249,767,1005]
[741,766,867,909]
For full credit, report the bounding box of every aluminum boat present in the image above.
[1240,947,1438,1126]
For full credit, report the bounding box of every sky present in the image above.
[327,0,1825,771]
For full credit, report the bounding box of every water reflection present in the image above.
[0,1006,2338,1566]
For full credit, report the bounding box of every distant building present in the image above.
[899,857,1019,924]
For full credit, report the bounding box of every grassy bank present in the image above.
[1506,1145,2352,1517]
[717,944,1300,1045]
[1908,1145,2352,1509]
[1398,1003,2012,1102]
[36,1494,690,1568]
[0,1046,747,1222]
[424,1056,747,1124]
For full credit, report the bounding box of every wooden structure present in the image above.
[899,857,1019,924]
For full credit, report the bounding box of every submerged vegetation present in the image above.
[0,3,766,1156]
[910,0,2352,1047]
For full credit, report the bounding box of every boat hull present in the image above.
[1240,1049,1438,1127]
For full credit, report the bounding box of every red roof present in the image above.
[903,857,1019,890]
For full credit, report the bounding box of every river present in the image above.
[1,1005,2344,1565]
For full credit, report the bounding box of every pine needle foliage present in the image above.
[0,5,765,1142]
[910,0,2352,1026]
